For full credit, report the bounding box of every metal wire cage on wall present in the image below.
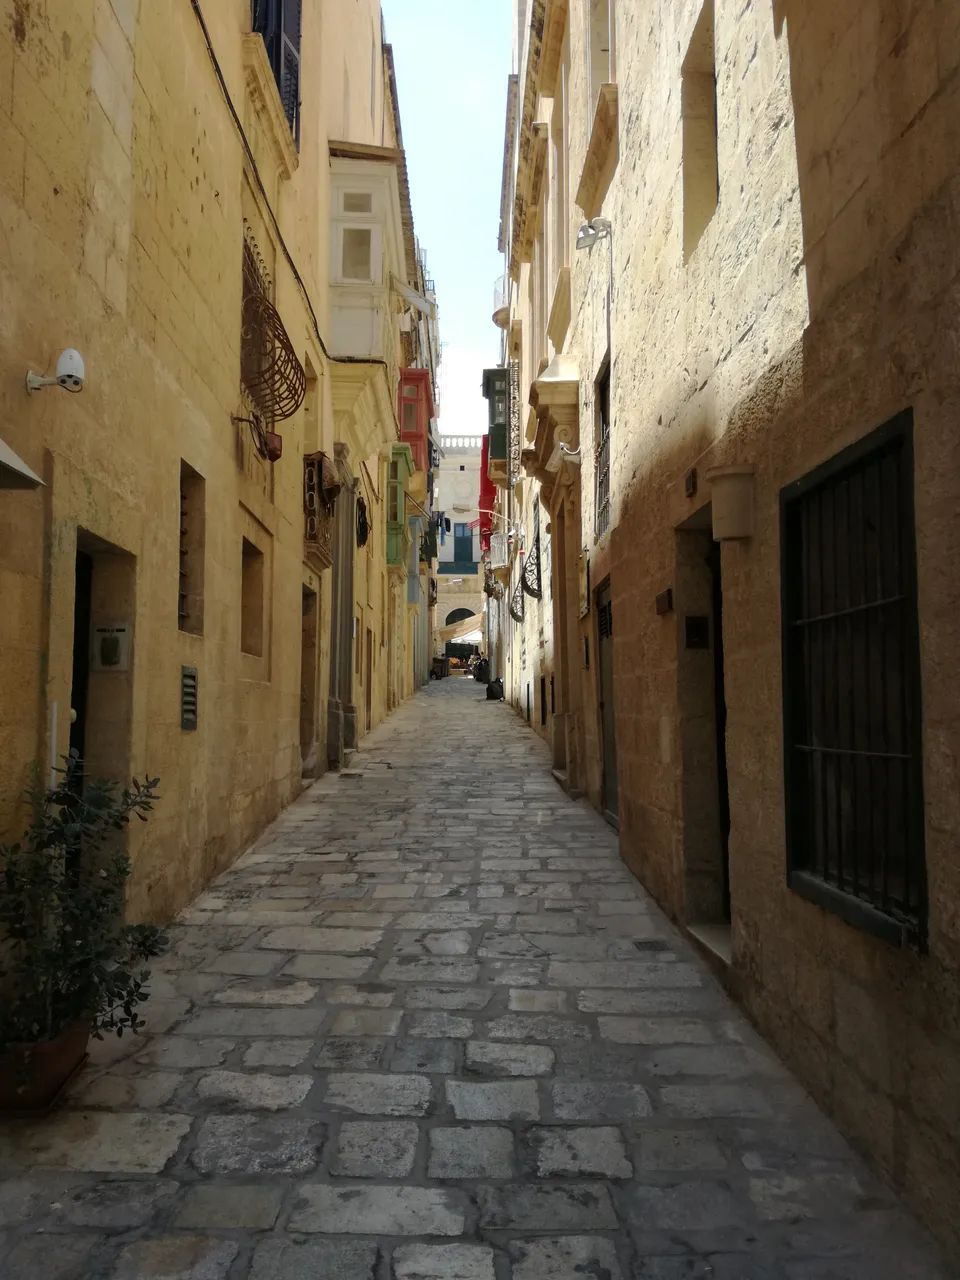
[240,242,306,437]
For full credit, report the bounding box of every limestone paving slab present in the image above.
[110,1236,240,1278]
[248,1237,379,1280]
[393,1242,496,1280]
[0,1111,192,1175]
[428,1124,515,1178]
[0,679,945,1280]
[508,1235,624,1280]
[290,1184,466,1235]
[3,1232,103,1280]
[325,1071,433,1115]
[332,1120,420,1177]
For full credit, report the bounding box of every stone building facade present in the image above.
[489,0,960,1258]
[434,435,485,655]
[0,0,439,923]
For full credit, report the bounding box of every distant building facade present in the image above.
[434,435,485,655]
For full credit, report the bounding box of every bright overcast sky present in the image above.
[382,0,512,438]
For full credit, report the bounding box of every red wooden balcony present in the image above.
[398,368,435,474]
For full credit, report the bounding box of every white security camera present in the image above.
[26,349,86,394]
[56,349,85,391]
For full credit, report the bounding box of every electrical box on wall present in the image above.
[91,624,131,672]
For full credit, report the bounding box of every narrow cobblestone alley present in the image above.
[0,679,947,1279]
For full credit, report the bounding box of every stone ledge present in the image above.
[547,265,572,352]
[576,84,618,219]
[242,34,299,182]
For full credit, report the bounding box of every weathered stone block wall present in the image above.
[557,0,960,1256]
[0,0,349,921]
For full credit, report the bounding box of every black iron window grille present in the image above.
[252,0,302,146]
[780,410,926,948]
[521,532,542,599]
[595,362,611,539]
[303,452,336,568]
[510,576,525,623]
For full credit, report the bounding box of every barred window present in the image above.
[595,361,611,538]
[780,411,926,947]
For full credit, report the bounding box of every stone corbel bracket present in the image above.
[523,355,580,501]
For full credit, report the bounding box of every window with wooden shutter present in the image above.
[252,0,301,146]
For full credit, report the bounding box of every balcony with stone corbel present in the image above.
[522,353,581,502]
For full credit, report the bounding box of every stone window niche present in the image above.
[178,461,205,635]
[240,537,265,657]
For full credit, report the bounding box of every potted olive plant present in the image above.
[0,754,166,1111]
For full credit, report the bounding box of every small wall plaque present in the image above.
[91,624,131,672]
[685,615,710,649]
[655,588,674,616]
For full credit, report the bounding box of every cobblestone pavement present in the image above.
[0,678,948,1278]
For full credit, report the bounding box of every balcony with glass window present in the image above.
[387,445,416,568]
[482,367,511,489]
[399,368,434,474]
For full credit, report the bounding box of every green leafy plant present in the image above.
[0,753,167,1062]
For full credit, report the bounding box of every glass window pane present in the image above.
[344,192,373,214]
[342,228,373,280]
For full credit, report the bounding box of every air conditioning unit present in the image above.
[490,532,509,569]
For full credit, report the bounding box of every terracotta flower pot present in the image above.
[0,1021,90,1114]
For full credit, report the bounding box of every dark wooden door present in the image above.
[597,581,618,823]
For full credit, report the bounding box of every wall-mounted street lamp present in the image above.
[575,216,612,251]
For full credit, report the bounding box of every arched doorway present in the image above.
[445,607,476,625]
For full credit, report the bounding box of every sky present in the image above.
[381,0,513,438]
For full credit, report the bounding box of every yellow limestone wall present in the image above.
[0,0,402,922]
